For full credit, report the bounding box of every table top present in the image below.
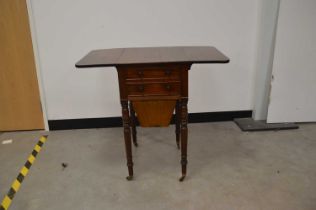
[75,46,229,68]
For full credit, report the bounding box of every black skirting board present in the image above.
[48,111,252,130]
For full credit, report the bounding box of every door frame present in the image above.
[26,0,49,131]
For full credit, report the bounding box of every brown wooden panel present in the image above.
[126,67,180,79]
[0,0,44,131]
[132,100,176,127]
[128,95,180,101]
[76,46,230,67]
[127,82,180,97]
[125,78,180,84]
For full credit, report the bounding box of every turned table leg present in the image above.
[121,101,133,180]
[175,100,181,149]
[179,99,188,182]
[130,102,138,147]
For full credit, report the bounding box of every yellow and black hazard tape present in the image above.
[0,135,48,210]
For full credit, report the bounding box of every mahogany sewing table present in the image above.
[76,46,229,181]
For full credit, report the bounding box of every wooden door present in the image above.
[0,0,44,131]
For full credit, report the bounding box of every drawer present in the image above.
[126,68,180,79]
[127,82,180,96]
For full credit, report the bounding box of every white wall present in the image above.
[267,0,316,123]
[30,0,259,120]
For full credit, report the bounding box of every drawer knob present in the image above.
[138,85,144,92]
[138,70,143,77]
[165,70,171,76]
[165,84,171,90]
